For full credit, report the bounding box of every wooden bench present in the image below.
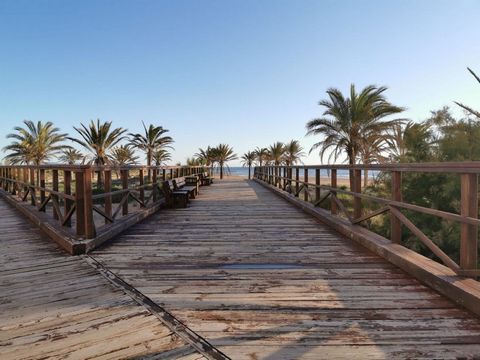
[173,177,197,199]
[185,175,200,194]
[162,180,189,208]
[198,172,213,186]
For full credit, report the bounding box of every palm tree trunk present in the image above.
[364,168,369,187]
[220,162,224,179]
[248,165,251,179]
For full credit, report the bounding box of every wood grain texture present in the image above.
[91,178,480,359]
[0,201,205,360]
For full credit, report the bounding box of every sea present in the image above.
[222,167,377,179]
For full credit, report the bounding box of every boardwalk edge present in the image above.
[254,179,480,318]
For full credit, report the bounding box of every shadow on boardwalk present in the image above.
[90,178,480,359]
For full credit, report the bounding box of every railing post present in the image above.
[460,173,478,271]
[162,169,166,181]
[105,170,112,223]
[121,169,129,216]
[331,169,337,215]
[30,167,36,206]
[75,168,95,238]
[283,167,286,189]
[353,169,362,219]
[295,167,299,196]
[52,170,59,219]
[23,168,28,195]
[391,171,402,243]
[64,170,72,227]
[315,168,320,203]
[170,168,173,180]
[153,168,158,202]
[139,169,145,205]
[39,169,46,211]
[304,168,309,202]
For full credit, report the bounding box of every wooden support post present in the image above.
[295,168,299,196]
[162,169,166,181]
[23,168,28,194]
[315,168,320,203]
[331,169,337,215]
[304,168,309,202]
[30,167,36,206]
[52,170,59,220]
[170,168,173,180]
[139,169,145,205]
[391,171,402,244]
[75,168,95,238]
[75,170,86,236]
[64,170,72,227]
[39,169,46,211]
[282,167,286,189]
[353,169,362,219]
[104,170,112,224]
[152,168,158,202]
[460,173,478,270]
[121,169,129,216]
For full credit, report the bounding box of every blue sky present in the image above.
[0,0,479,165]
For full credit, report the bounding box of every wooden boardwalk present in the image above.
[0,201,206,360]
[1,177,480,359]
[91,178,480,359]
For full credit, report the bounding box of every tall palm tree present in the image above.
[4,120,69,165]
[70,119,127,188]
[253,147,269,166]
[241,151,256,179]
[455,67,480,119]
[306,84,404,189]
[283,140,305,166]
[129,122,173,180]
[109,145,139,166]
[213,144,237,179]
[268,142,285,166]
[195,146,217,173]
[59,148,84,164]
[152,149,171,166]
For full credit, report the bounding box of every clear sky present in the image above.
[0,0,479,165]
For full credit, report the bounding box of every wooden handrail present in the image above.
[253,163,479,278]
[0,165,207,244]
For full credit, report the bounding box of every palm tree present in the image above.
[358,132,389,187]
[283,140,305,166]
[306,84,404,189]
[213,144,237,179]
[253,147,269,166]
[268,142,285,166]
[109,145,139,166]
[386,121,433,162]
[195,146,217,173]
[59,148,84,164]
[4,120,69,165]
[241,151,256,179]
[129,122,173,180]
[70,119,127,188]
[186,157,202,166]
[152,149,171,166]
[455,67,480,119]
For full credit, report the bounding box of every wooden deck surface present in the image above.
[90,178,480,359]
[0,201,206,360]
[2,177,480,359]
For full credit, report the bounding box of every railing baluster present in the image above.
[121,169,129,216]
[315,168,320,203]
[353,169,362,219]
[105,170,112,224]
[331,169,337,215]
[304,168,309,202]
[391,171,402,243]
[52,170,59,220]
[460,173,478,271]
[39,169,46,211]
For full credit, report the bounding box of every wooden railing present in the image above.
[254,163,480,278]
[0,164,206,252]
